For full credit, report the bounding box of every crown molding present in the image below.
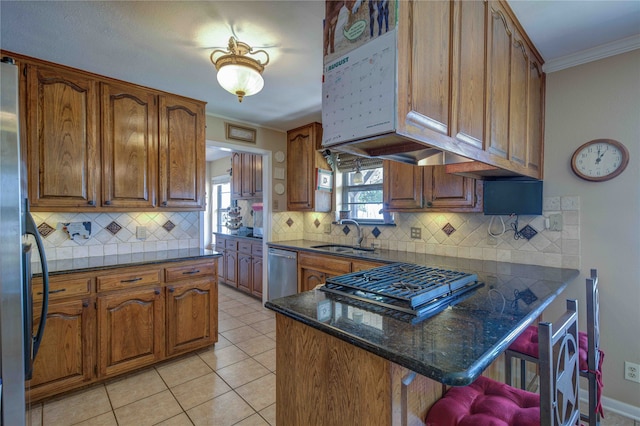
[543,34,640,73]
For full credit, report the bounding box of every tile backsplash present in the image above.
[272,196,580,269]
[31,211,200,260]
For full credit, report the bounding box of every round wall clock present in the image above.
[570,139,629,182]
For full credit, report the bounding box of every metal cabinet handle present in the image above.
[104,200,111,205]
[82,301,89,308]
[426,201,433,208]
[37,288,66,295]
[161,201,168,206]
[154,289,161,295]
[168,287,175,293]
[182,270,200,275]
[88,200,95,206]
[120,277,143,283]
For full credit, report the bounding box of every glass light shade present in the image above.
[353,171,364,184]
[216,64,264,101]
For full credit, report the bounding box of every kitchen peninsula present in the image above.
[265,241,579,425]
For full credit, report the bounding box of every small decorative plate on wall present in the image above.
[274,183,285,195]
[570,139,629,182]
[275,151,285,163]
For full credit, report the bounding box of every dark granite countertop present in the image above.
[265,239,580,386]
[213,230,263,241]
[33,248,221,276]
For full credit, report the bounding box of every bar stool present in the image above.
[505,269,603,426]
[425,299,580,426]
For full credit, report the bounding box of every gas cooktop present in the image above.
[320,263,483,319]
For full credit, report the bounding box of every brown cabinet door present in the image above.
[237,253,252,293]
[509,31,529,168]
[241,154,255,198]
[527,60,544,177]
[251,256,263,298]
[401,0,452,136]
[101,82,157,208]
[424,166,481,212]
[28,298,94,400]
[287,125,315,210]
[158,94,205,209]
[252,154,263,197]
[97,287,164,377]
[300,268,327,293]
[286,123,330,211]
[26,63,99,209]
[231,152,243,199]
[383,161,423,210]
[451,0,487,150]
[166,279,217,356]
[486,3,513,160]
[224,250,238,287]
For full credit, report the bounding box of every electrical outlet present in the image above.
[324,224,331,234]
[410,227,422,239]
[625,361,640,383]
[136,226,147,240]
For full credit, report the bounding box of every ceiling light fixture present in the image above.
[210,37,270,103]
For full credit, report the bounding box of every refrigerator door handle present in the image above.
[24,210,48,359]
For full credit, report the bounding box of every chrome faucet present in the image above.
[339,219,363,247]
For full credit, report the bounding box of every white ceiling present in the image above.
[2,0,639,141]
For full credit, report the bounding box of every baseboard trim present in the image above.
[581,389,640,420]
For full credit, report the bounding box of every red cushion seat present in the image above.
[425,376,540,426]
[509,326,592,371]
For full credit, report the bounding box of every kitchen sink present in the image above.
[310,244,375,254]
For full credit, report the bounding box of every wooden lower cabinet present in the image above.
[28,298,94,401]
[216,234,263,298]
[298,252,351,293]
[166,279,217,356]
[28,257,219,402]
[97,286,164,377]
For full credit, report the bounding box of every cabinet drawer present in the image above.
[251,243,263,256]
[238,241,252,254]
[165,262,215,282]
[351,260,386,272]
[298,252,351,274]
[97,269,162,292]
[225,239,238,250]
[33,276,93,302]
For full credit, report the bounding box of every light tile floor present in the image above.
[29,284,277,426]
[28,284,638,425]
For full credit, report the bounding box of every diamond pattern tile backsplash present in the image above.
[30,211,200,261]
[291,196,581,269]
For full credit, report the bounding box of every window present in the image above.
[211,178,231,232]
[341,166,385,223]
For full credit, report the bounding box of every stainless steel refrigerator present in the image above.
[1,57,50,425]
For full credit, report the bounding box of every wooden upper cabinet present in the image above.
[232,153,263,199]
[101,82,157,208]
[390,0,544,179]
[424,166,482,212]
[383,161,423,210]
[242,153,263,198]
[384,161,481,212]
[286,123,331,212]
[158,94,206,209]
[26,63,100,209]
[231,152,243,199]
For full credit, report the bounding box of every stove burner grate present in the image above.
[320,262,482,317]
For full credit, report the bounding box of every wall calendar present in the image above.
[322,30,397,147]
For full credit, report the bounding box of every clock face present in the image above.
[571,139,629,182]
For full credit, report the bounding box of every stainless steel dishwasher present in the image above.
[267,248,298,300]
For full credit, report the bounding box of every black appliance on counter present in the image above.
[320,263,483,322]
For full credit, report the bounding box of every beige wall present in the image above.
[542,50,640,409]
[205,114,288,212]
